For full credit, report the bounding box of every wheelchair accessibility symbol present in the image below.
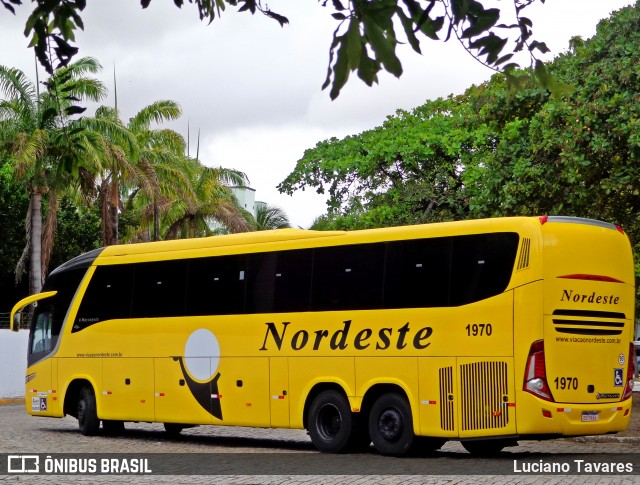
[614,368,624,387]
[32,396,47,412]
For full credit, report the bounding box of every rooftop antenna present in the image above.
[196,128,200,163]
[113,64,118,119]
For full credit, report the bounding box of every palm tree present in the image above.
[0,57,107,294]
[94,100,186,244]
[255,204,292,230]
[163,162,252,239]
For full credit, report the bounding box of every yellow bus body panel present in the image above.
[21,217,635,444]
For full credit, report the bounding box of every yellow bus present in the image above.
[11,216,636,456]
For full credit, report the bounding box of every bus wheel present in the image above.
[461,440,506,456]
[308,390,356,453]
[102,420,125,436]
[77,386,100,436]
[368,393,414,456]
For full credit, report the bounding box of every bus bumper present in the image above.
[517,395,632,436]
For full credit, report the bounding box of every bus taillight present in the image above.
[622,342,635,401]
[523,340,554,402]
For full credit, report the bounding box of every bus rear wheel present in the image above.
[308,390,365,453]
[77,386,100,436]
[368,393,414,456]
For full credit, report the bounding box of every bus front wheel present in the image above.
[368,393,414,456]
[77,386,100,436]
[308,390,361,453]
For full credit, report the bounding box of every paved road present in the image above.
[1,403,640,484]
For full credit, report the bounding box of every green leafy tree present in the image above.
[4,0,557,99]
[0,160,28,311]
[0,57,107,294]
[49,197,101,270]
[279,96,487,228]
[464,3,640,228]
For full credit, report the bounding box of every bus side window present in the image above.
[311,244,385,311]
[186,255,247,316]
[246,249,312,314]
[132,260,188,318]
[272,249,312,313]
[74,265,134,331]
[450,233,519,306]
[384,238,451,309]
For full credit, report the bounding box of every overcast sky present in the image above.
[0,0,634,228]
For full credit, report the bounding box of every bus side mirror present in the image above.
[10,290,57,332]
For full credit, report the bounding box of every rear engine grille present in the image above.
[552,309,626,336]
[460,361,509,431]
[439,366,455,431]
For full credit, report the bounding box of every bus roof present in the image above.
[96,217,540,263]
[51,216,624,268]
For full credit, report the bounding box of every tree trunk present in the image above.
[153,200,159,241]
[41,188,58,280]
[110,176,119,245]
[30,190,43,295]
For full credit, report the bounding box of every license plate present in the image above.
[581,411,599,422]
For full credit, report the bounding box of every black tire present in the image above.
[164,423,185,436]
[308,390,365,453]
[368,393,414,456]
[102,420,125,436]
[461,439,506,456]
[77,386,100,436]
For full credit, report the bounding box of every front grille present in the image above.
[552,309,626,336]
[460,361,509,431]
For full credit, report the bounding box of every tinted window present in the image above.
[186,255,246,316]
[74,265,133,331]
[311,244,385,311]
[246,250,312,313]
[131,260,188,318]
[384,238,451,308]
[30,304,54,355]
[450,233,519,306]
[30,267,87,362]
